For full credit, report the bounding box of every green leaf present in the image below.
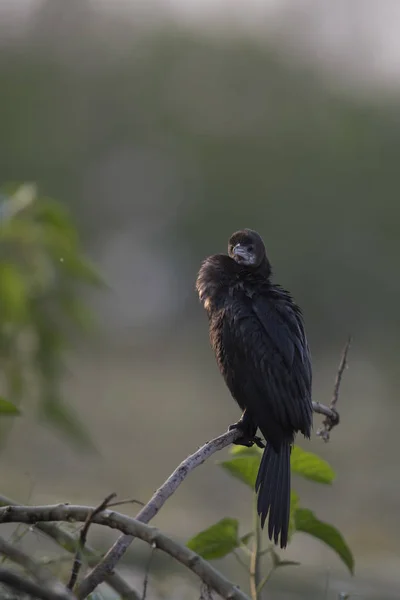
[0,397,20,416]
[295,508,354,574]
[0,263,28,322]
[59,294,97,332]
[34,198,78,246]
[58,255,105,288]
[0,183,36,222]
[230,444,262,457]
[187,518,239,560]
[288,490,300,540]
[291,445,335,484]
[219,455,261,488]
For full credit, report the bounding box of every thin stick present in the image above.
[317,336,351,442]
[141,543,155,600]
[0,504,250,600]
[107,498,145,509]
[332,336,352,409]
[67,493,116,591]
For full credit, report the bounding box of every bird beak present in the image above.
[233,244,251,262]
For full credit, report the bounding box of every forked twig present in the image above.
[67,493,116,590]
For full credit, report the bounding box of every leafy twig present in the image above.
[0,503,251,600]
[67,493,116,591]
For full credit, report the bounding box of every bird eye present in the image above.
[247,244,254,253]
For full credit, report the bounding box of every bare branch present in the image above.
[0,504,250,600]
[0,567,76,600]
[77,428,240,598]
[331,336,352,409]
[0,493,140,600]
[67,493,116,591]
[317,336,351,441]
[312,402,337,420]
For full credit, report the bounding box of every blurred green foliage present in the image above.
[1,17,400,357]
[0,183,103,447]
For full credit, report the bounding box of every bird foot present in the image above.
[229,422,265,449]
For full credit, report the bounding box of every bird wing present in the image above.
[224,291,312,447]
[252,290,312,390]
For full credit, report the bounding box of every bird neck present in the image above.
[243,256,272,281]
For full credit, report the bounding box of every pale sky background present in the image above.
[1,0,400,90]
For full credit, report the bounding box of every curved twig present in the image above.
[0,504,250,600]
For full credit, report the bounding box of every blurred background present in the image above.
[1,0,400,598]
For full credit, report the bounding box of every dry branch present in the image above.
[77,428,243,598]
[317,336,351,441]
[0,493,140,600]
[0,504,250,600]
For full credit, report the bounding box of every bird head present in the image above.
[228,229,266,268]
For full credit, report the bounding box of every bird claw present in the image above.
[253,436,266,449]
[229,423,265,449]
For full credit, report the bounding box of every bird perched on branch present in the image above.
[196,229,313,548]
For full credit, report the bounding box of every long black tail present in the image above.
[255,441,291,549]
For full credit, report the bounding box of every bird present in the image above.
[196,228,313,548]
